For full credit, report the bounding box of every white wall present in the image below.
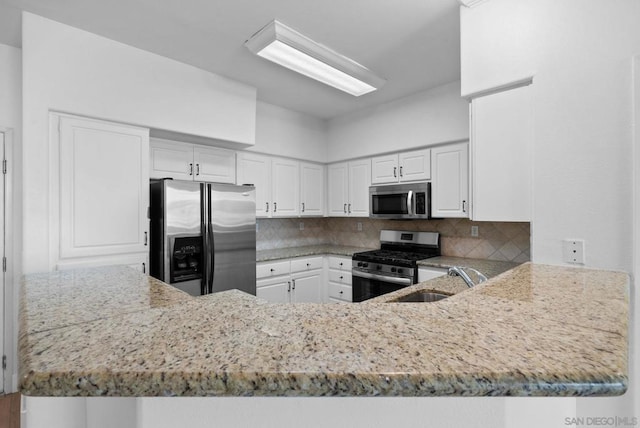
[250,101,328,162]
[21,12,257,274]
[0,42,22,393]
[326,80,469,162]
[461,0,640,421]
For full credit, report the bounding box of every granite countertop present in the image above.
[19,263,628,397]
[256,244,374,261]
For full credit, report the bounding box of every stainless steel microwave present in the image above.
[369,182,431,219]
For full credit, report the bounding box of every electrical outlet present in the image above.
[299,222,304,231]
[562,239,585,264]
[357,222,363,232]
[471,226,479,237]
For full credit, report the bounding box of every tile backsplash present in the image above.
[257,218,530,263]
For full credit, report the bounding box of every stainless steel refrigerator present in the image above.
[149,179,256,296]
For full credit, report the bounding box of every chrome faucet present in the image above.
[447,266,488,288]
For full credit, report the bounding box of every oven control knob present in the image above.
[357,262,363,267]
[397,268,404,274]
[390,267,397,273]
[363,263,369,268]
[376,265,382,271]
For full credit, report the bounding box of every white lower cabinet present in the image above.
[256,257,323,303]
[326,256,352,303]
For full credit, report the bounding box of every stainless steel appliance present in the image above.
[369,182,431,219]
[352,230,440,301]
[149,179,256,296]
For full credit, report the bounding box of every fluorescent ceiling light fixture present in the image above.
[245,20,385,96]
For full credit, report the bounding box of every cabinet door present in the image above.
[193,146,236,184]
[300,162,325,216]
[348,159,371,217]
[271,158,300,217]
[149,139,194,180]
[237,152,272,217]
[431,143,469,218]
[399,149,431,182]
[59,115,149,259]
[256,277,291,303]
[371,154,399,184]
[471,85,532,221]
[291,271,321,303]
[327,163,349,216]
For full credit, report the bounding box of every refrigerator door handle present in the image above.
[207,183,215,294]
[200,182,208,296]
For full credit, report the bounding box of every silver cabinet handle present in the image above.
[287,281,291,292]
[292,279,296,290]
[348,203,351,214]
[462,200,467,213]
[302,202,305,212]
[400,166,403,177]
[343,203,347,213]
[196,163,200,176]
[142,262,146,274]
[144,232,148,246]
[266,202,269,212]
[189,163,193,176]
[393,166,397,177]
[274,202,277,212]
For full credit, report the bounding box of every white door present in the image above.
[348,159,371,217]
[327,163,349,216]
[291,272,321,303]
[271,158,299,217]
[0,131,4,391]
[149,139,194,180]
[256,277,291,303]
[58,115,150,259]
[371,154,398,184]
[193,146,236,184]
[431,142,469,218]
[300,162,324,216]
[237,152,271,217]
[399,149,431,182]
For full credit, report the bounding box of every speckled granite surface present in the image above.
[19,263,628,397]
[257,245,373,261]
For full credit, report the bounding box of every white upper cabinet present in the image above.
[237,153,321,218]
[192,146,236,184]
[431,142,469,218]
[271,157,300,217]
[150,139,236,184]
[470,84,532,222]
[58,115,149,260]
[237,152,272,217]
[371,149,431,184]
[327,159,371,217]
[300,162,325,216]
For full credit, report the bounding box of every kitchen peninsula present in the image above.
[19,261,628,397]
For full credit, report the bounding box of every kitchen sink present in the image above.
[393,291,451,303]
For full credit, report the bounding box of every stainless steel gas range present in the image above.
[351,230,441,302]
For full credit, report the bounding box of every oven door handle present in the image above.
[352,270,413,286]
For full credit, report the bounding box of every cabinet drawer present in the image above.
[290,256,323,273]
[256,260,291,279]
[328,270,352,285]
[328,256,351,271]
[328,282,352,302]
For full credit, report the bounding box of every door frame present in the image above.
[0,126,15,393]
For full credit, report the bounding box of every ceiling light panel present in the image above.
[245,20,385,97]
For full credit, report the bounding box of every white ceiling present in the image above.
[0,0,461,119]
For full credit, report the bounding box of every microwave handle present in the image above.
[407,190,413,215]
